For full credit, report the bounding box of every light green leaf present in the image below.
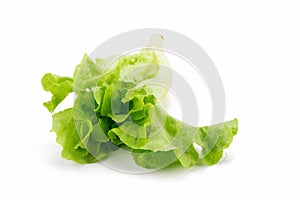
[132,149,177,169]
[175,144,199,169]
[41,73,73,113]
[52,108,97,163]
[194,119,238,165]
[73,54,105,92]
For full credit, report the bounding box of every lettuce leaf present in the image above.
[52,108,97,163]
[194,119,238,165]
[41,73,73,112]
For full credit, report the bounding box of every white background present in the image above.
[1,0,299,199]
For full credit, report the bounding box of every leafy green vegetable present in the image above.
[42,35,238,169]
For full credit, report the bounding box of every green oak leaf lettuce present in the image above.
[42,35,238,169]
